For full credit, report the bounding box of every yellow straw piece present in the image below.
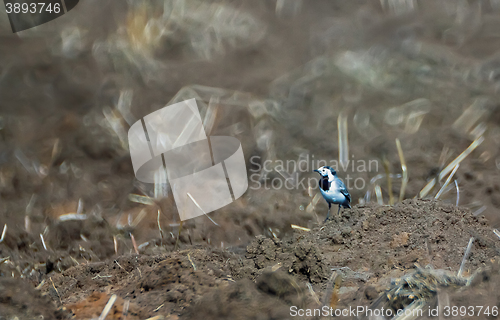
[291,224,310,232]
[439,136,484,181]
[435,164,459,200]
[396,138,408,202]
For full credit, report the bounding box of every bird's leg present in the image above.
[337,204,341,216]
[324,203,331,222]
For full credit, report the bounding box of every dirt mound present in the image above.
[315,199,498,276]
[232,199,499,287]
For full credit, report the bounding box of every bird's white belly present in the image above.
[320,187,345,204]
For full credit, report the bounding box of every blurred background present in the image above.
[0,0,500,266]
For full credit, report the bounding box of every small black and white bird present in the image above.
[314,166,351,221]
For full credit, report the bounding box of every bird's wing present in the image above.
[335,179,351,203]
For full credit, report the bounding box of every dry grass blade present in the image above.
[70,256,79,266]
[383,155,394,205]
[271,262,281,272]
[154,167,168,199]
[203,96,219,136]
[308,180,314,197]
[172,115,203,150]
[439,136,484,181]
[306,282,321,305]
[473,206,487,216]
[152,304,164,312]
[25,215,30,233]
[306,193,321,224]
[15,148,32,173]
[26,193,36,215]
[144,316,165,320]
[452,97,493,135]
[0,224,6,243]
[396,138,408,202]
[130,209,147,227]
[128,194,155,205]
[174,221,183,251]
[79,234,88,242]
[322,271,342,309]
[35,279,45,290]
[457,237,474,277]
[138,241,149,250]
[291,224,310,232]
[420,137,483,199]
[438,146,450,169]
[40,233,47,250]
[50,277,62,305]
[493,229,500,240]
[76,198,83,215]
[114,260,129,274]
[435,164,459,200]
[98,294,117,320]
[454,179,460,206]
[187,253,197,270]
[187,192,219,226]
[58,213,87,221]
[103,107,128,150]
[123,299,130,320]
[419,176,436,199]
[113,235,118,255]
[25,194,36,233]
[374,184,384,205]
[130,233,139,255]
[116,89,136,125]
[50,138,61,167]
[157,209,163,239]
[337,111,349,168]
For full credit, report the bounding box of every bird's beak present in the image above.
[314,169,319,173]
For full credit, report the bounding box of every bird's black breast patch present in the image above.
[319,177,330,191]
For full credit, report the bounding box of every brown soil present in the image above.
[2,200,499,319]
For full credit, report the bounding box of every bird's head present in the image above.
[314,166,336,178]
